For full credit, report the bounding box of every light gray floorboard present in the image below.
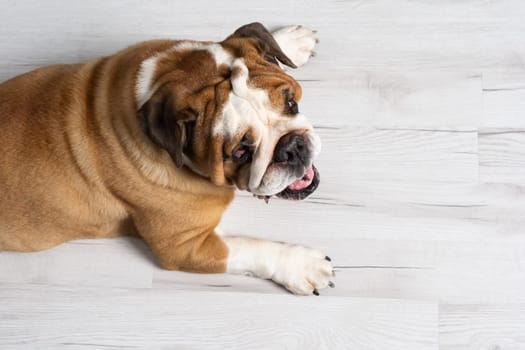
[0,285,438,350]
[440,304,525,350]
[1,0,525,349]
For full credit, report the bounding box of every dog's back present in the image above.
[0,64,130,251]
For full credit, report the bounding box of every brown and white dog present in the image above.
[0,23,333,295]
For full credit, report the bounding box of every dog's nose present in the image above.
[273,133,307,165]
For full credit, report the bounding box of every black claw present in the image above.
[313,289,319,296]
[328,281,335,288]
[325,256,331,262]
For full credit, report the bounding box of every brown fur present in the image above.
[0,25,298,274]
[0,39,233,273]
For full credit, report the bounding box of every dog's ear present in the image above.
[226,22,297,69]
[138,91,197,168]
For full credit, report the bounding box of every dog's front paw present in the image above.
[272,245,334,295]
[272,25,318,68]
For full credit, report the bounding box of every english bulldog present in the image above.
[0,22,334,295]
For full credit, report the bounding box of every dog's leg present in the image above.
[223,236,334,295]
[272,25,318,68]
[135,209,333,295]
[141,230,229,274]
[134,210,230,273]
[140,222,333,294]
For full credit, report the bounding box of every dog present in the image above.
[0,22,333,295]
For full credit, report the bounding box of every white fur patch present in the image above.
[135,42,233,109]
[174,42,233,67]
[136,54,161,109]
[223,236,333,295]
[272,25,318,68]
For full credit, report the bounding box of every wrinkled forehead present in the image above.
[135,40,301,110]
[224,39,303,100]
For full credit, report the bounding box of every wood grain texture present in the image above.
[1,0,525,349]
[480,129,525,185]
[0,285,438,350]
[0,238,154,288]
[301,72,482,127]
[440,304,525,350]
[483,71,525,128]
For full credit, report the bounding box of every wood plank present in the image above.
[440,304,525,350]
[479,129,525,185]
[333,268,525,304]
[314,127,478,186]
[301,72,481,128]
[0,238,153,288]
[483,71,525,128]
[1,0,525,82]
[0,285,438,350]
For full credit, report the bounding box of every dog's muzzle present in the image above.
[273,133,320,200]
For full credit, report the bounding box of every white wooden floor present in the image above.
[1,1,525,349]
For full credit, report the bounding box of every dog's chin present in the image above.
[252,164,320,202]
[276,164,320,201]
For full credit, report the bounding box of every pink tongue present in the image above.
[287,166,314,191]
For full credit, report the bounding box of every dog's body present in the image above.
[0,23,333,295]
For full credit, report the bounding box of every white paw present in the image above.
[272,25,318,68]
[271,245,334,295]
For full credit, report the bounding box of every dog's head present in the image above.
[137,22,320,201]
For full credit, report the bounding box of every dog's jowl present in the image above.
[0,22,333,295]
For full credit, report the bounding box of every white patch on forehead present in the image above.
[135,42,233,109]
[215,93,264,142]
[207,44,233,66]
[174,42,233,66]
[212,58,268,139]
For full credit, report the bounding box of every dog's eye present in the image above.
[232,135,253,164]
[232,146,252,164]
[283,89,298,115]
[287,98,298,114]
